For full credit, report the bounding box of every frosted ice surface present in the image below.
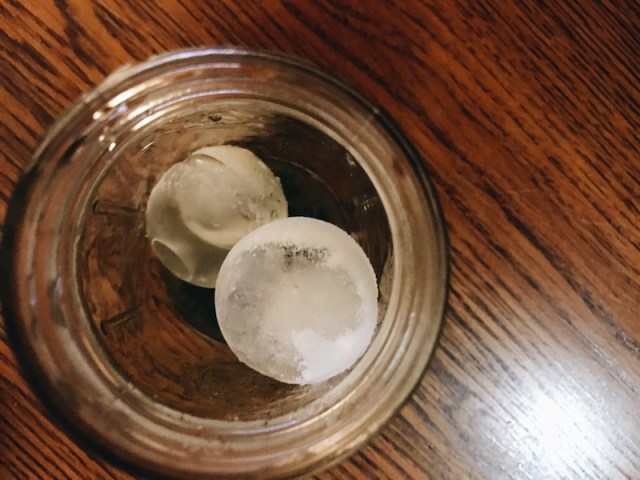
[215,217,379,384]
[145,145,287,287]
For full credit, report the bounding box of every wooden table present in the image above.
[2,1,639,478]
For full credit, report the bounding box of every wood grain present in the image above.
[2,0,639,478]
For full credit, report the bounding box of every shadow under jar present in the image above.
[1,48,448,479]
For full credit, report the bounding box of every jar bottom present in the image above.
[77,107,392,420]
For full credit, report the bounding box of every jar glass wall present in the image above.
[1,47,448,479]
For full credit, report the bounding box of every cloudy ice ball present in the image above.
[145,145,287,287]
[215,217,379,384]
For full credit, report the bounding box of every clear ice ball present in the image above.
[215,217,379,384]
[145,145,287,287]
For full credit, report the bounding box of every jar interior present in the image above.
[75,102,393,420]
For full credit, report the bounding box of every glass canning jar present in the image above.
[1,47,448,479]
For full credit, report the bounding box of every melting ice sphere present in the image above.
[145,145,287,287]
[215,217,379,384]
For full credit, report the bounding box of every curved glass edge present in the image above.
[0,47,450,479]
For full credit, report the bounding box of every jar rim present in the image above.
[1,46,449,479]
